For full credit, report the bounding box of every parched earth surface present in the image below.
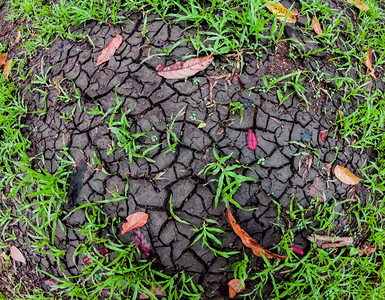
[3,10,377,299]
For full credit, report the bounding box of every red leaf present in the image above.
[121,212,149,235]
[320,133,326,142]
[245,129,258,150]
[312,16,323,35]
[95,34,123,67]
[3,59,12,79]
[156,54,214,79]
[0,53,7,67]
[364,48,377,79]
[227,204,286,260]
[228,279,245,299]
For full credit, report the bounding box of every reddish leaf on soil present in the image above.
[311,16,323,35]
[364,48,377,79]
[132,227,159,263]
[121,212,149,235]
[3,59,12,79]
[227,205,286,260]
[139,286,167,299]
[346,0,369,10]
[245,129,258,150]
[320,133,326,142]
[0,53,7,67]
[95,34,123,67]
[334,165,360,185]
[156,54,214,79]
[358,244,375,256]
[228,279,245,299]
[289,246,304,256]
[10,246,26,264]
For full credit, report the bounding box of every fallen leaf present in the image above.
[3,59,12,79]
[334,165,360,185]
[0,53,7,67]
[95,34,123,67]
[227,205,286,260]
[156,54,214,79]
[14,30,21,44]
[132,227,159,263]
[306,176,325,200]
[228,279,245,299]
[311,16,323,35]
[358,244,375,256]
[346,0,369,10]
[10,246,26,264]
[364,48,377,79]
[139,286,167,299]
[246,129,258,150]
[121,212,149,235]
[265,1,297,23]
[307,234,353,249]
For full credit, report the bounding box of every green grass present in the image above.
[1,0,385,298]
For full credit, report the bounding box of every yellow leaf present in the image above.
[265,1,297,23]
[334,165,360,185]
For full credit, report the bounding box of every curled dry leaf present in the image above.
[10,246,26,264]
[346,0,369,10]
[364,48,377,79]
[14,30,22,44]
[311,16,323,35]
[227,205,286,260]
[95,34,123,67]
[156,54,214,79]
[334,165,360,185]
[228,279,245,299]
[358,244,375,256]
[3,59,12,79]
[245,129,258,150]
[265,1,297,23]
[121,212,149,235]
[0,53,7,67]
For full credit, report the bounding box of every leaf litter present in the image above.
[311,16,323,35]
[121,212,149,235]
[0,53,7,67]
[307,234,353,249]
[10,246,26,264]
[95,34,123,67]
[364,48,377,79]
[334,165,360,185]
[228,279,245,299]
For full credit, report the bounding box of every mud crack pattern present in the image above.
[23,14,371,295]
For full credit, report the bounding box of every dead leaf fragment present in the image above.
[265,1,297,23]
[14,30,22,44]
[139,286,167,299]
[156,54,214,79]
[95,34,123,67]
[334,165,360,185]
[346,0,369,10]
[307,234,353,249]
[358,244,375,256]
[121,212,149,235]
[3,59,13,79]
[228,279,245,299]
[227,205,286,260]
[364,48,377,79]
[10,246,26,264]
[311,16,323,35]
[0,53,7,67]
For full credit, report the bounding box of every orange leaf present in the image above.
[334,165,360,185]
[0,53,7,67]
[156,54,214,79]
[95,34,123,67]
[346,0,369,10]
[227,205,286,260]
[121,212,149,235]
[364,48,377,79]
[3,59,13,79]
[312,16,323,35]
[228,279,245,299]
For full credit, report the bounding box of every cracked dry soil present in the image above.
[4,11,375,299]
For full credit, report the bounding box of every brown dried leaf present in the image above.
[14,30,22,44]
[228,279,245,299]
[227,205,286,260]
[364,48,377,79]
[139,286,167,299]
[334,165,360,185]
[311,16,323,35]
[346,0,369,10]
[0,53,7,67]
[95,34,123,67]
[358,244,375,256]
[10,246,26,264]
[156,54,214,79]
[3,59,13,79]
[121,212,149,235]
